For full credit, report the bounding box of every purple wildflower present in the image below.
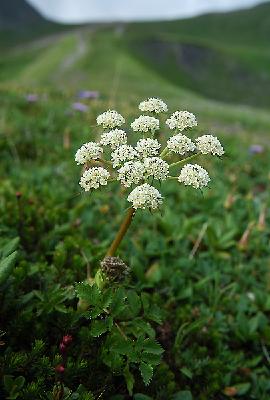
[71,102,88,113]
[77,90,99,100]
[249,144,264,154]
[25,94,39,103]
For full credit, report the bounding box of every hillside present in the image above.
[125,2,270,108]
[0,2,270,111]
[0,0,44,27]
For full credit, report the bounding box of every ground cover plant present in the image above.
[1,5,270,398]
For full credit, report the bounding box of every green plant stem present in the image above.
[170,152,200,168]
[106,207,136,257]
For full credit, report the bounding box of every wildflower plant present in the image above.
[75,98,224,263]
[74,98,225,393]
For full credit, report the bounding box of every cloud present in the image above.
[27,0,264,23]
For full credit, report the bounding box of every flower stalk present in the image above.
[106,207,136,257]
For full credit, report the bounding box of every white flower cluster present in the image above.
[131,115,160,133]
[75,100,224,210]
[127,183,163,210]
[117,161,145,188]
[166,111,197,131]
[144,157,169,181]
[100,129,127,150]
[196,135,224,156]
[75,142,103,165]
[178,164,210,189]
[167,134,195,155]
[111,145,138,168]
[97,110,125,129]
[136,138,160,158]
[79,167,110,191]
[139,97,168,114]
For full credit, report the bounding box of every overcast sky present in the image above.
[27,0,265,23]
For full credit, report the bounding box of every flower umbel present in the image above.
[166,111,197,131]
[117,161,145,187]
[131,115,160,133]
[79,167,110,191]
[144,157,169,181]
[75,99,224,258]
[100,129,127,150]
[167,134,196,155]
[196,134,225,156]
[139,97,168,114]
[136,138,161,158]
[127,183,163,210]
[178,164,210,189]
[97,110,125,129]
[75,142,103,165]
[111,145,138,168]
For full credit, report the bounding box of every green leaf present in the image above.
[180,367,193,379]
[234,382,251,395]
[143,338,164,355]
[0,237,19,258]
[90,318,112,337]
[0,250,18,285]
[139,362,153,385]
[127,290,141,317]
[172,391,193,400]
[75,283,100,305]
[110,287,126,317]
[134,394,153,400]
[123,364,135,396]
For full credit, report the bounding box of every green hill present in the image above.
[125,2,270,108]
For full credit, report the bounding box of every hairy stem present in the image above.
[106,207,136,257]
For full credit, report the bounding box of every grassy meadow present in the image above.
[1,3,270,399]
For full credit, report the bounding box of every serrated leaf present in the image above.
[0,250,18,285]
[127,290,141,317]
[90,318,112,337]
[143,338,164,355]
[75,283,100,305]
[110,287,126,317]
[139,362,153,385]
[141,351,162,365]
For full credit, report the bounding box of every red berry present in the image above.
[55,365,65,373]
[62,335,73,345]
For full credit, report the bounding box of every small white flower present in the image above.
[144,157,169,181]
[117,161,145,187]
[97,110,125,129]
[75,142,103,165]
[196,135,225,156]
[79,167,110,191]
[139,97,168,114]
[127,183,163,210]
[131,115,160,133]
[100,129,127,150]
[166,111,197,131]
[178,164,210,189]
[136,138,161,158]
[167,134,196,155]
[111,145,138,168]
